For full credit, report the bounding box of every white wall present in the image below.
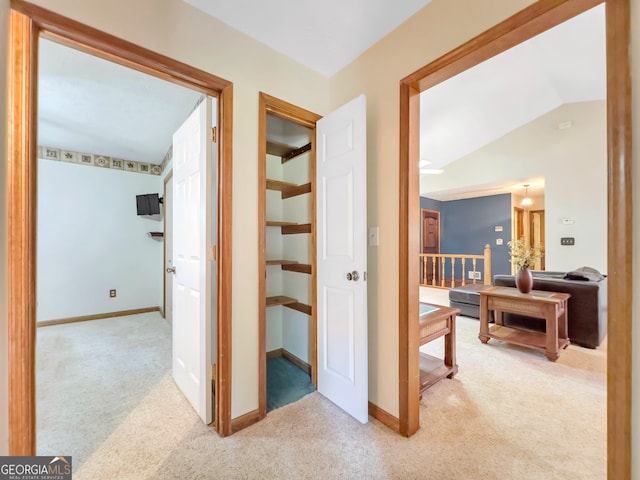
[0,0,9,456]
[37,159,164,321]
[2,0,638,462]
[422,101,607,273]
[330,0,537,416]
[265,154,285,352]
[16,0,330,419]
[282,151,312,362]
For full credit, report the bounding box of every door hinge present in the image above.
[211,126,217,143]
[209,245,218,261]
[364,271,368,281]
[211,363,216,381]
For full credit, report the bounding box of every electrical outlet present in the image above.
[109,289,116,298]
[468,271,474,280]
[474,271,482,280]
[468,271,482,280]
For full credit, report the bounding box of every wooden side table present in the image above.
[419,303,459,394]
[478,286,570,361]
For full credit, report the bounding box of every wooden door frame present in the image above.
[257,93,321,422]
[399,0,632,477]
[7,0,235,453]
[528,209,546,270]
[514,206,525,240]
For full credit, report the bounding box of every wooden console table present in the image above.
[478,286,570,361]
[419,303,459,394]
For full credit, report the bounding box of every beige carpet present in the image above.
[36,297,606,479]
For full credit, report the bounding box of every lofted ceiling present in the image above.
[37,2,604,186]
[183,0,432,77]
[420,4,605,171]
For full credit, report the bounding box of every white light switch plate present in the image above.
[368,227,379,246]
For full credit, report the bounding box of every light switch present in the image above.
[368,227,379,246]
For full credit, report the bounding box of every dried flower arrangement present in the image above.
[507,238,544,269]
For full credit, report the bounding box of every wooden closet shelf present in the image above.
[266,220,298,227]
[267,140,312,163]
[266,178,297,191]
[281,143,311,163]
[265,297,312,315]
[266,295,297,307]
[266,259,298,266]
[266,140,296,157]
[282,223,312,235]
[285,302,312,316]
[282,182,311,199]
[281,263,312,274]
[266,180,312,199]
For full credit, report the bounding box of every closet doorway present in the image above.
[258,94,321,417]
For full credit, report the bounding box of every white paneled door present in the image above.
[172,98,213,424]
[316,95,368,424]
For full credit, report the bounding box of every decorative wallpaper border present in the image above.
[38,96,206,177]
[38,146,164,176]
[160,146,172,173]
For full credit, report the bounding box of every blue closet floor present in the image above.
[267,356,316,412]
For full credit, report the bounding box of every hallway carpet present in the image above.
[35,301,606,479]
[266,356,315,411]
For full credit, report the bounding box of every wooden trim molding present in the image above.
[368,402,400,433]
[230,408,261,434]
[266,348,312,374]
[37,307,161,328]
[10,0,229,96]
[399,0,631,476]
[7,1,234,449]
[257,93,268,419]
[266,348,284,359]
[398,81,421,438]
[216,84,233,437]
[8,8,38,456]
[605,0,632,477]
[257,93,322,423]
[282,349,311,375]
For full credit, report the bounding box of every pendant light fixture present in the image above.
[521,184,533,206]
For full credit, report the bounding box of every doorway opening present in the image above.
[35,36,213,460]
[8,3,234,453]
[258,93,321,419]
[399,0,632,477]
[420,209,440,285]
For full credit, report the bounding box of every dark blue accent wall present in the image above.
[420,197,442,212]
[420,194,512,281]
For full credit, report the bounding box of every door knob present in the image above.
[166,267,176,274]
[346,271,359,281]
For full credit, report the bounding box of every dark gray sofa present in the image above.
[492,271,607,349]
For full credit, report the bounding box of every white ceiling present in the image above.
[38,39,202,165]
[420,4,606,170]
[37,2,605,185]
[184,0,432,77]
